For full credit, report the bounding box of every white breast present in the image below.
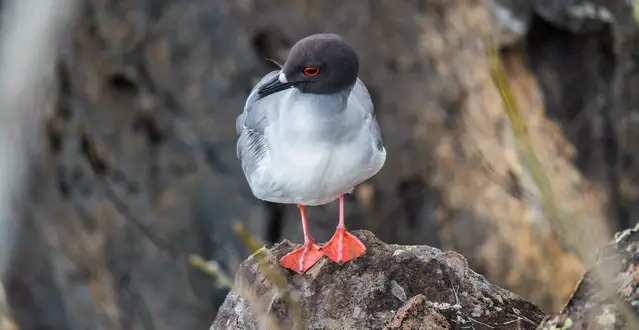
[248,88,385,206]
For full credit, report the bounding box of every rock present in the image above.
[486,0,533,46]
[9,0,639,328]
[487,0,636,43]
[539,222,639,330]
[211,230,545,330]
[531,0,635,33]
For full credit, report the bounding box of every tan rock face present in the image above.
[5,0,638,328]
[212,230,545,330]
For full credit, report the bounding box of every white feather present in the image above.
[237,75,386,206]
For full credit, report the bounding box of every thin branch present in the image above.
[234,222,306,330]
[80,134,285,329]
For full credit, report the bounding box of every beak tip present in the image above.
[257,74,293,98]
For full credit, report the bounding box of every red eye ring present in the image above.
[303,67,320,76]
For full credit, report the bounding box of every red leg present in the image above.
[320,195,366,264]
[279,205,323,274]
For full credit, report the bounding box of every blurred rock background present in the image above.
[3,0,639,329]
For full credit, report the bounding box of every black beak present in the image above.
[257,74,294,98]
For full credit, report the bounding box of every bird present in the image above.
[236,33,386,274]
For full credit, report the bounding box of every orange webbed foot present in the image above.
[279,242,323,274]
[320,228,366,264]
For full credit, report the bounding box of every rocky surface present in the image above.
[539,222,639,330]
[6,0,639,329]
[212,230,545,330]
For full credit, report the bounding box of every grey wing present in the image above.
[236,70,279,135]
[236,128,269,176]
[351,78,374,114]
[236,70,280,175]
[351,78,384,151]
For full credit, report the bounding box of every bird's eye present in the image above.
[303,67,320,76]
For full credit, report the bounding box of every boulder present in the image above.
[211,230,545,330]
[539,222,639,329]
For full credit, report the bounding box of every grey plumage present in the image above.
[236,71,278,176]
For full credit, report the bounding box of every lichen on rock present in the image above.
[211,230,545,330]
[539,223,639,329]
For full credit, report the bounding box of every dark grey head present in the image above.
[257,34,359,98]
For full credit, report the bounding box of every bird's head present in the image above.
[258,33,359,98]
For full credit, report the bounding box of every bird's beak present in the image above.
[258,72,294,98]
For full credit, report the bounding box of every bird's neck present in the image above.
[296,83,353,115]
[279,84,358,142]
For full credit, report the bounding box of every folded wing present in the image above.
[236,70,280,175]
[350,78,384,152]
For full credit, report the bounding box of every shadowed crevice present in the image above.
[524,14,628,231]
[266,202,285,244]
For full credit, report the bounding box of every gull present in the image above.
[236,33,386,274]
